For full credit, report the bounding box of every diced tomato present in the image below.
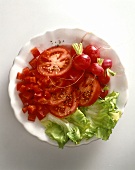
[16,72,23,80]
[32,85,42,93]
[16,82,25,91]
[30,47,40,58]
[18,84,26,93]
[22,67,30,76]
[29,69,45,80]
[36,110,48,120]
[24,76,36,83]
[27,105,36,114]
[22,106,28,113]
[41,77,66,92]
[44,91,51,99]
[21,91,33,100]
[36,105,50,120]
[38,97,48,104]
[28,113,36,122]
[34,91,43,97]
[29,57,38,68]
[19,93,28,104]
[36,110,46,120]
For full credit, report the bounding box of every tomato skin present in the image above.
[37,46,72,77]
[76,73,101,106]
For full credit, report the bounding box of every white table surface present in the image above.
[0,0,135,170]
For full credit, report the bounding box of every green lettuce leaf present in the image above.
[66,109,95,140]
[79,91,122,140]
[41,109,92,148]
[41,120,69,148]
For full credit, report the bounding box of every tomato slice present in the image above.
[49,86,72,106]
[37,46,72,77]
[76,73,101,106]
[49,91,78,118]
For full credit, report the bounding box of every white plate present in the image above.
[8,28,128,147]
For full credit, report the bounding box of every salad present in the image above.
[16,38,122,148]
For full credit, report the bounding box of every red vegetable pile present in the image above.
[16,43,114,121]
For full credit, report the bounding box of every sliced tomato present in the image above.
[49,86,72,106]
[37,46,72,77]
[49,91,78,118]
[76,73,101,106]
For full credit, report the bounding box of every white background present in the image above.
[0,0,135,170]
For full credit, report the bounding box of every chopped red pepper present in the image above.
[30,47,40,58]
